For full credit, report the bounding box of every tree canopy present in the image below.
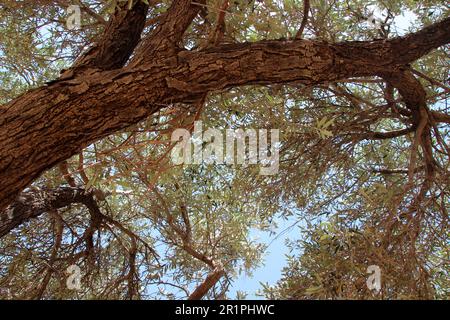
[0,0,449,300]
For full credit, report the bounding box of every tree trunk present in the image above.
[0,1,449,214]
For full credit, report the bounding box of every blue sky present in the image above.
[229,216,300,299]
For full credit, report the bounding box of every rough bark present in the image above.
[188,267,225,300]
[0,5,449,215]
[0,187,97,238]
[71,1,149,71]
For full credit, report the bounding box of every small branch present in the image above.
[180,204,192,243]
[408,108,428,183]
[361,127,415,140]
[74,0,107,26]
[132,0,206,60]
[0,187,102,239]
[52,0,107,26]
[78,152,90,185]
[411,68,450,92]
[59,161,77,187]
[295,0,310,40]
[431,110,450,124]
[34,211,63,299]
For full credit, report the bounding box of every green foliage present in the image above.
[0,0,449,300]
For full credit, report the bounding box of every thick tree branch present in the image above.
[132,0,205,60]
[0,187,97,238]
[188,266,225,300]
[389,18,450,65]
[0,17,449,212]
[431,110,450,124]
[295,0,310,40]
[207,0,229,47]
[69,0,149,72]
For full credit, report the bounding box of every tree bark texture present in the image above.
[0,0,449,214]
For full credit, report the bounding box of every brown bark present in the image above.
[295,0,310,39]
[0,4,449,215]
[0,187,97,238]
[188,267,225,300]
[72,1,149,71]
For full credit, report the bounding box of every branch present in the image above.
[295,0,310,40]
[1,17,449,211]
[188,266,225,300]
[361,127,415,140]
[208,0,229,46]
[69,0,149,72]
[59,161,77,187]
[34,211,64,299]
[332,17,450,72]
[381,70,436,181]
[0,187,97,238]
[44,0,108,26]
[132,0,205,60]
[431,110,450,124]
